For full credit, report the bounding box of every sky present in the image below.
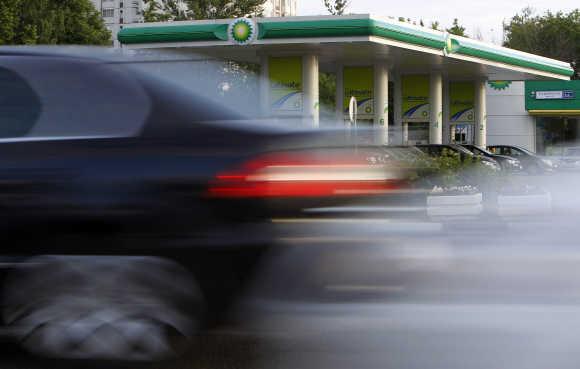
[298,0,579,43]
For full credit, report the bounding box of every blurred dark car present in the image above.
[461,144,523,172]
[488,145,556,174]
[0,48,412,361]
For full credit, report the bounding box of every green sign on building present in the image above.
[269,56,303,113]
[402,75,430,122]
[343,66,374,119]
[449,82,475,122]
[525,80,580,114]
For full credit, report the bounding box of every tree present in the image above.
[0,0,111,45]
[324,0,349,16]
[143,0,190,22]
[0,0,20,44]
[143,0,267,22]
[447,18,467,37]
[504,8,579,79]
[430,21,440,30]
[189,0,266,19]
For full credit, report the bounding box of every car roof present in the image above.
[0,46,127,61]
[0,46,220,65]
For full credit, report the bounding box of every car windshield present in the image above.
[382,147,425,161]
[451,145,475,155]
[465,145,490,156]
[517,146,536,156]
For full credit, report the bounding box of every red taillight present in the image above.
[208,151,408,199]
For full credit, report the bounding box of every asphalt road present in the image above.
[1,170,580,369]
[5,300,580,369]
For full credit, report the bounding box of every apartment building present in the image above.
[90,0,143,44]
[262,0,297,17]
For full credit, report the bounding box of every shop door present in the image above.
[450,124,474,144]
[407,122,429,144]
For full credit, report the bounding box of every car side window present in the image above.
[0,56,150,139]
[0,66,41,138]
[510,148,524,157]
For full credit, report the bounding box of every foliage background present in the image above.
[0,0,111,45]
[504,8,579,79]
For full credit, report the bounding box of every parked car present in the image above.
[416,144,501,171]
[415,144,501,191]
[0,48,412,361]
[487,145,556,174]
[461,144,523,172]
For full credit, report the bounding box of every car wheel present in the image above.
[3,256,203,362]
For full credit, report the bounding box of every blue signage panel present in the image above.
[563,90,575,99]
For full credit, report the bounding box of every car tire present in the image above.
[3,255,204,362]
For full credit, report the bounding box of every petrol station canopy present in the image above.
[118,14,573,81]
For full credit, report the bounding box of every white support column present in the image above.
[302,54,319,128]
[335,63,344,125]
[259,55,270,118]
[393,74,403,145]
[429,72,443,144]
[442,78,450,144]
[374,62,389,145]
[475,79,487,148]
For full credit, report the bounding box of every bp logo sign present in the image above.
[228,18,257,45]
[488,81,512,91]
[444,36,461,55]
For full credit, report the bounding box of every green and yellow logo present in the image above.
[445,36,461,54]
[228,18,256,45]
[488,81,512,91]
